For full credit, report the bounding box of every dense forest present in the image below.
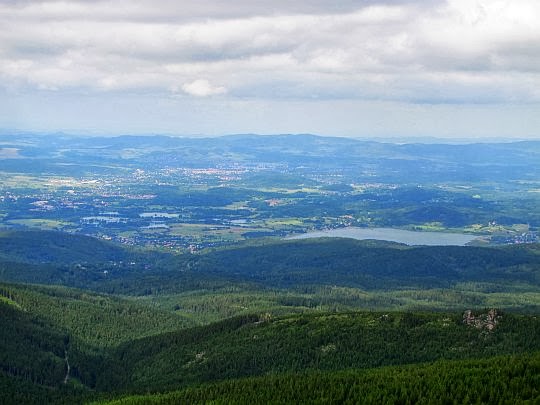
[1,280,540,403]
[99,353,540,404]
[0,230,539,403]
[1,230,540,302]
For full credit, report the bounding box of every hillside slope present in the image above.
[2,230,539,294]
[0,282,194,404]
[0,230,141,265]
[98,353,540,404]
[1,285,539,404]
[98,310,540,393]
[192,238,540,290]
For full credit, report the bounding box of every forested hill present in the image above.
[0,230,539,403]
[0,282,194,404]
[98,353,540,404]
[1,285,540,405]
[0,230,173,290]
[1,230,540,297]
[0,230,147,265]
[191,238,540,289]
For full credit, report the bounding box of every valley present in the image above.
[0,133,539,403]
[1,134,539,251]
[1,280,540,404]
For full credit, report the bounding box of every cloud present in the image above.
[0,0,539,104]
[180,79,226,97]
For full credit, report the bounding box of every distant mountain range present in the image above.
[1,132,539,183]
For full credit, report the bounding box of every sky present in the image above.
[1,0,540,139]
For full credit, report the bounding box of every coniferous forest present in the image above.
[0,229,540,404]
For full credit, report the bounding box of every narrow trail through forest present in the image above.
[63,349,70,384]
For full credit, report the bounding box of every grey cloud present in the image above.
[2,0,426,22]
[0,0,539,104]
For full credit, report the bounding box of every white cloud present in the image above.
[180,79,226,97]
[0,0,539,104]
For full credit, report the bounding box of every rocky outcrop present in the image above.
[463,309,500,331]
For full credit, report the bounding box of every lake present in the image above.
[287,227,478,246]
